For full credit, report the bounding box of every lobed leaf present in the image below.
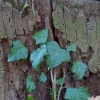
[71,61,88,79]
[46,41,70,69]
[56,77,64,85]
[67,43,76,52]
[32,29,48,44]
[26,76,36,93]
[64,86,90,100]
[30,44,47,70]
[8,40,28,62]
[39,72,47,83]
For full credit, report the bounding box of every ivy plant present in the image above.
[32,28,48,44]
[46,41,70,69]
[30,44,47,70]
[26,76,36,93]
[66,43,76,52]
[8,28,90,100]
[64,86,90,100]
[72,61,88,79]
[56,77,64,85]
[8,40,28,62]
[39,72,47,83]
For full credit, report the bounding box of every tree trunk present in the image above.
[0,0,100,100]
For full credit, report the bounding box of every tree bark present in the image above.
[0,0,100,100]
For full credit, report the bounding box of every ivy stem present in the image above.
[50,69,56,100]
[57,83,63,100]
[57,68,65,100]
[57,69,70,100]
[50,69,54,83]
[32,0,35,14]
[53,71,56,100]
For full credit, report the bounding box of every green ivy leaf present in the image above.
[71,61,87,80]
[30,44,47,70]
[67,43,76,52]
[26,76,36,93]
[56,77,64,85]
[46,41,70,69]
[8,40,28,62]
[32,29,48,44]
[39,72,47,83]
[50,89,59,100]
[64,86,90,100]
[26,95,34,100]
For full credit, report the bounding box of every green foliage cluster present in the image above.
[8,29,90,100]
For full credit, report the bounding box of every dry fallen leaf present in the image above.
[88,96,100,100]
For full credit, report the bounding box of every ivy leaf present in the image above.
[30,44,47,70]
[26,76,36,93]
[64,86,90,100]
[56,77,64,85]
[50,89,59,100]
[67,43,76,52]
[26,95,34,100]
[32,29,48,44]
[71,61,87,80]
[46,41,70,69]
[39,72,47,83]
[8,40,28,62]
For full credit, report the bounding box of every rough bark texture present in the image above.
[0,0,100,100]
[52,0,100,73]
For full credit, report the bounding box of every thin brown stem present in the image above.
[36,82,51,90]
[53,72,56,100]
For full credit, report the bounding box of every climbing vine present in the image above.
[8,29,90,100]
